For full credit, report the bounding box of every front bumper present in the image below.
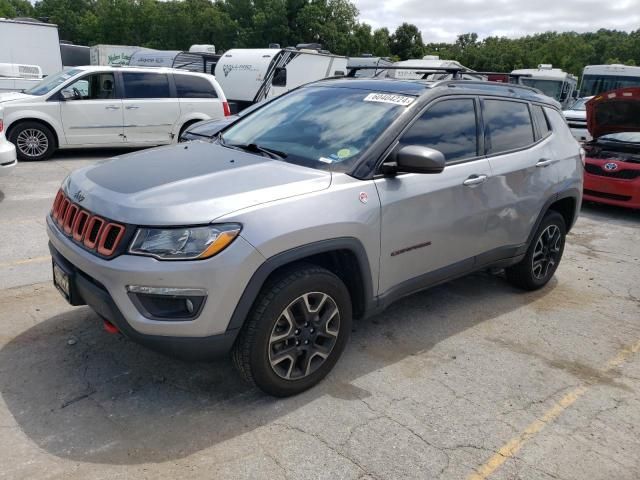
[584,168,640,209]
[0,139,17,176]
[50,243,239,360]
[47,214,265,348]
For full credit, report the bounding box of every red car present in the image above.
[583,87,640,209]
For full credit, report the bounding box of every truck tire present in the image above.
[8,121,57,161]
[506,211,566,291]
[232,263,352,397]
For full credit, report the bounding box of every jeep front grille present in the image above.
[51,189,126,258]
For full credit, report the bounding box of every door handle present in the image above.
[125,105,139,110]
[536,158,555,168]
[105,105,120,110]
[463,174,488,186]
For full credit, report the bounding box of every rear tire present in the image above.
[8,121,56,161]
[232,264,352,397]
[506,211,566,291]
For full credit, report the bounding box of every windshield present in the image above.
[568,97,589,111]
[220,86,412,171]
[24,68,83,96]
[580,74,640,97]
[520,78,563,100]
[598,132,640,144]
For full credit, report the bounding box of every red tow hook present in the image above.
[103,319,120,334]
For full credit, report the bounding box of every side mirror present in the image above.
[385,145,446,174]
[60,90,75,101]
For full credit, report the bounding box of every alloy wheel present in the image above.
[531,224,562,280]
[268,292,340,380]
[16,129,49,158]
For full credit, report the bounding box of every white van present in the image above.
[0,66,229,160]
[215,46,347,112]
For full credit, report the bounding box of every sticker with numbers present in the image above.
[363,93,415,106]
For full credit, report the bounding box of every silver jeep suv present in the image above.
[47,74,583,396]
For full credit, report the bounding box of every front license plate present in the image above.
[53,261,71,302]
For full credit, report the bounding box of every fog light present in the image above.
[126,285,207,321]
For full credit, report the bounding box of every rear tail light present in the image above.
[0,119,4,133]
[222,101,231,117]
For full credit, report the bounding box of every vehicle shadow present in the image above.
[0,271,556,465]
[580,201,640,225]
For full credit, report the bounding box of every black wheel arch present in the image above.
[226,237,375,332]
[525,189,580,250]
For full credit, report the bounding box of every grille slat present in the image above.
[585,163,640,180]
[50,190,126,257]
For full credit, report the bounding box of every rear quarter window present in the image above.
[531,105,551,139]
[175,74,218,98]
[483,99,534,154]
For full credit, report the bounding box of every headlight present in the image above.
[129,224,241,260]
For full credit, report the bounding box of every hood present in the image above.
[65,141,331,226]
[587,87,640,139]
[0,92,33,103]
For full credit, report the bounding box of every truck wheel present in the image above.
[506,211,566,291]
[8,121,56,161]
[232,264,352,397]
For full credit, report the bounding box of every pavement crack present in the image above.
[273,423,377,478]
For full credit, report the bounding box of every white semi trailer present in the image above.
[0,18,63,92]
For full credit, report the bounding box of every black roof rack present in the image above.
[346,66,533,81]
[346,66,467,78]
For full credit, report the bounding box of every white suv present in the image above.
[0,66,230,161]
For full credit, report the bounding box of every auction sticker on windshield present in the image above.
[364,93,415,106]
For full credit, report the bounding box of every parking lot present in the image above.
[0,152,639,479]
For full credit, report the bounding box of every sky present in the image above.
[352,0,640,43]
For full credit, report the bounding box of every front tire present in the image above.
[506,211,566,290]
[233,264,352,397]
[8,121,56,161]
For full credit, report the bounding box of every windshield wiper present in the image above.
[223,141,288,160]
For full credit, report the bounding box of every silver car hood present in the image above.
[65,142,332,226]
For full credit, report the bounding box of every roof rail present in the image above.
[346,66,533,81]
[346,65,467,78]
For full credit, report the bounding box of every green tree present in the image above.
[390,23,424,60]
[371,27,391,57]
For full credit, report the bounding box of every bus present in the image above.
[579,64,640,97]
[511,64,577,108]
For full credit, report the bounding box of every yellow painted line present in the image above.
[468,339,640,480]
[0,256,50,269]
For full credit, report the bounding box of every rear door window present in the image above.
[400,98,478,163]
[122,72,171,99]
[175,74,218,98]
[483,99,534,154]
